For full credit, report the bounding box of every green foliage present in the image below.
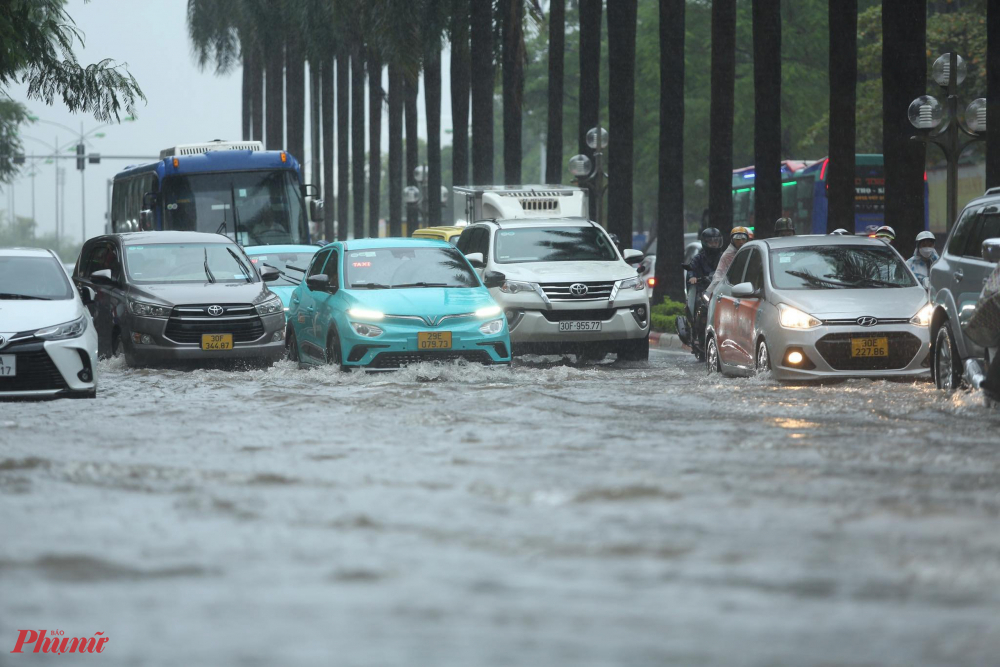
[650,297,686,333]
[0,0,144,122]
[0,100,30,184]
[0,214,81,263]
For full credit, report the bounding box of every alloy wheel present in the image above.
[756,340,770,374]
[935,325,955,391]
[706,337,720,374]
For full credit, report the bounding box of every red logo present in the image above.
[11,630,109,655]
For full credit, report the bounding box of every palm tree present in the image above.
[388,65,404,235]
[470,0,494,184]
[286,35,306,164]
[369,53,383,235]
[655,0,685,305]
[501,0,524,185]
[241,50,253,140]
[752,0,781,238]
[709,0,736,233]
[425,46,443,226]
[987,0,999,189]
[545,0,565,184]
[251,52,263,142]
[882,1,926,257]
[450,0,470,188]
[607,0,636,243]
[351,47,366,238]
[827,0,857,233]
[322,59,335,240]
[578,0,601,161]
[405,75,419,229]
[337,49,350,240]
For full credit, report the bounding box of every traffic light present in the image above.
[76,143,85,170]
[88,154,100,165]
[12,154,25,165]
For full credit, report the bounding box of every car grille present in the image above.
[368,350,495,369]
[814,331,923,371]
[0,343,68,392]
[541,308,617,322]
[164,304,264,344]
[539,281,615,301]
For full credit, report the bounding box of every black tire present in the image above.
[616,336,649,362]
[110,330,135,367]
[933,321,963,391]
[325,327,345,370]
[286,327,300,362]
[755,338,771,374]
[706,335,721,374]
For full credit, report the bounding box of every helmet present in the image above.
[700,227,723,250]
[830,228,850,235]
[874,225,896,241]
[915,231,935,243]
[774,217,795,236]
[731,226,752,242]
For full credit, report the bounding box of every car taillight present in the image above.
[646,277,656,288]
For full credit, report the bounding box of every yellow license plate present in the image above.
[851,336,888,357]
[201,333,233,350]
[418,331,452,350]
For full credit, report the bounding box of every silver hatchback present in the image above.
[706,236,931,381]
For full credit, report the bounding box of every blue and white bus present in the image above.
[110,140,320,246]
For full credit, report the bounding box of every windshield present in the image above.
[247,251,315,286]
[161,170,308,246]
[345,247,480,289]
[493,226,618,263]
[0,256,73,300]
[770,245,916,290]
[124,243,258,284]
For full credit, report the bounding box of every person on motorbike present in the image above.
[682,228,724,359]
[774,217,795,237]
[874,225,896,246]
[706,226,752,297]
[906,230,938,292]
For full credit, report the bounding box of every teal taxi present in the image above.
[285,238,511,369]
[243,244,320,317]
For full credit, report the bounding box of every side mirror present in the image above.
[301,183,319,198]
[79,286,96,305]
[309,199,324,223]
[141,191,159,210]
[260,266,280,282]
[306,274,330,292]
[731,281,758,298]
[465,252,485,268]
[482,270,506,289]
[623,248,644,264]
[983,238,1000,263]
[636,262,650,276]
[90,269,114,285]
[139,209,154,230]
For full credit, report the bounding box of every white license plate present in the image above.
[558,321,602,332]
[0,355,15,377]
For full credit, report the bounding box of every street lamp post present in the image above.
[907,52,986,230]
[568,123,609,227]
[413,164,428,228]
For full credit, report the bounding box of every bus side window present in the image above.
[111,182,121,231]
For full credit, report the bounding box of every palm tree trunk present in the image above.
[351,48,366,239]
[388,65,404,236]
[882,0,926,258]
[987,0,1000,189]
[709,0,736,233]
[405,75,420,229]
[310,61,321,189]
[655,0,685,305]
[369,54,383,236]
[827,0,857,233]
[265,43,284,150]
[286,38,305,165]
[607,0,636,244]
[251,50,264,143]
[545,0,565,184]
[425,46,443,225]
[322,58,335,241]
[752,0,781,238]
[501,0,523,185]
[470,0,494,185]
[450,0,470,187]
[242,51,252,141]
[578,0,602,160]
[337,52,350,240]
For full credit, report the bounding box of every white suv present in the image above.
[456,218,650,359]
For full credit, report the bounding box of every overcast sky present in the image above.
[5,0,454,243]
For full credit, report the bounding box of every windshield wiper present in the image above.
[262,262,301,285]
[285,264,307,273]
[392,282,450,289]
[0,293,51,300]
[841,276,906,288]
[351,283,391,289]
[203,248,216,284]
[227,247,253,283]
[784,270,850,288]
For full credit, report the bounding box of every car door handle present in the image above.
[953,270,964,283]
[733,299,741,308]
[290,295,299,304]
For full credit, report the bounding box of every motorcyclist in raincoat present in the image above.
[906,230,939,292]
[679,228,724,360]
[706,226,753,297]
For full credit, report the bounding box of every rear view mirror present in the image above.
[309,199,324,223]
[306,274,329,292]
[623,248,644,264]
[259,266,280,282]
[983,238,1000,263]
[90,269,114,285]
[731,282,758,298]
[464,252,485,268]
[79,286,96,305]
[139,209,154,230]
[482,270,506,289]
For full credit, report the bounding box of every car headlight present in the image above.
[910,303,934,327]
[347,308,385,321]
[349,322,384,337]
[255,296,284,316]
[475,305,502,318]
[129,300,172,318]
[777,303,821,329]
[35,315,87,340]
[499,280,536,294]
[479,319,505,335]
[618,276,644,291]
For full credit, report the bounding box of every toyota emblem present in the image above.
[208,305,224,316]
[569,283,589,296]
[856,316,878,327]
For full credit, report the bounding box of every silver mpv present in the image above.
[706,236,932,381]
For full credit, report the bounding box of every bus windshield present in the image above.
[161,170,307,246]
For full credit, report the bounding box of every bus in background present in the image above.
[731,154,929,235]
[110,140,322,247]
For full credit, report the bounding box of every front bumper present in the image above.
[126,313,286,364]
[0,328,98,399]
[767,324,931,381]
[340,317,512,369]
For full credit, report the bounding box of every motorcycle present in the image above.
[675,263,711,362]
